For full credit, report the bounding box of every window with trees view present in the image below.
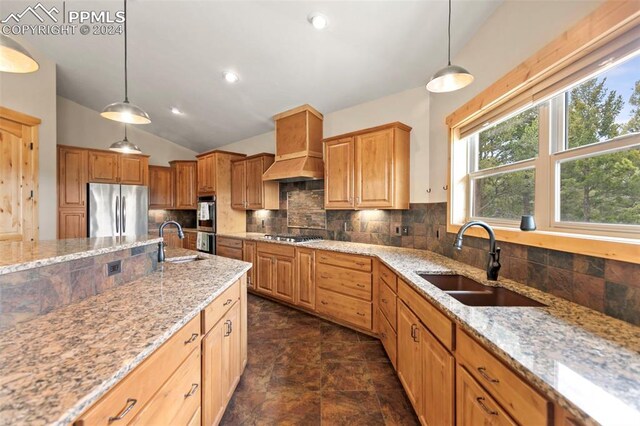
[461,51,640,237]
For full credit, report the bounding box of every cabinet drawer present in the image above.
[317,288,372,331]
[379,281,397,330]
[317,263,372,301]
[129,348,201,426]
[257,242,296,258]
[457,330,549,426]
[457,366,517,426]
[317,250,372,272]
[378,308,397,368]
[217,236,243,249]
[379,262,397,291]
[397,279,453,350]
[217,245,243,260]
[75,315,201,425]
[202,280,240,335]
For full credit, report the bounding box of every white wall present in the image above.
[57,97,197,166]
[0,38,57,240]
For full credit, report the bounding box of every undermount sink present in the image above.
[417,273,546,307]
[165,256,206,264]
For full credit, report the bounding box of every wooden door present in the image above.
[58,146,87,209]
[88,150,119,183]
[231,160,246,209]
[245,156,264,209]
[397,301,422,412]
[223,302,241,401]
[149,166,173,209]
[354,128,394,208]
[197,154,215,194]
[457,367,517,426]
[173,161,197,209]
[58,209,86,239]
[324,137,354,209]
[202,317,225,426]
[256,253,274,294]
[421,324,454,426]
[273,255,295,303]
[243,241,257,289]
[295,248,315,310]
[120,155,148,185]
[0,108,39,242]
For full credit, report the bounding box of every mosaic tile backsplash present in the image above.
[247,181,640,326]
[148,209,197,231]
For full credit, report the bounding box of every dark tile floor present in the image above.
[221,294,419,425]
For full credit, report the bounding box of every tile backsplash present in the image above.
[148,209,197,231]
[247,181,640,326]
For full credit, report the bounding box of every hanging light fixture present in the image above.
[426,0,474,93]
[0,35,39,73]
[101,0,151,124]
[109,125,142,154]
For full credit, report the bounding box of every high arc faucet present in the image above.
[158,221,184,262]
[454,220,501,280]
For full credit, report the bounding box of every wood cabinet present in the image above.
[58,146,88,209]
[171,161,197,209]
[217,236,244,260]
[397,301,423,412]
[120,155,148,185]
[87,150,148,185]
[256,252,274,294]
[295,248,315,310]
[197,153,216,194]
[323,122,411,210]
[243,241,257,290]
[231,154,279,210]
[184,231,197,251]
[255,242,295,303]
[58,210,86,239]
[149,166,173,209]
[457,367,516,426]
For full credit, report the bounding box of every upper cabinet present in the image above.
[88,150,119,183]
[196,153,216,194]
[87,149,149,185]
[171,161,198,209]
[149,166,173,209]
[323,122,411,210]
[231,154,279,210]
[58,146,88,209]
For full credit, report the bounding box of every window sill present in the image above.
[446,223,640,264]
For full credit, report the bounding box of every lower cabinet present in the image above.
[184,231,197,251]
[457,367,516,426]
[58,209,86,239]
[216,237,244,260]
[255,243,295,304]
[397,301,423,412]
[243,241,257,290]
[295,248,315,310]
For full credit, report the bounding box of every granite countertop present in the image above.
[218,232,640,426]
[0,236,162,276]
[148,227,198,234]
[0,249,251,426]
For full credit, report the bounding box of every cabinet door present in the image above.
[295,248,315,310]
[256,253,274,294]
[223,302,241,401]
[243,241,257,289]
[324,137,354,209]
[397,301,422,412]
[174,162,197,209]
[120,155,147,185]
[163,232,183,249]
[58,209,86,239]
[88,151,119,183]
[231,160,246,210]
[58,146,87,209]
[197,155,215,194]
[354,128,394,208]
[273,255,295,303]
[202,318,225,426]
[421,324,454,426]
[245,156,264,210]
[149,166,173,209]
[457,367,517,426]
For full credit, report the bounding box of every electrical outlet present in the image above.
[261,219,265,228]
[401,226,409,236]
[436,229,440,239]
[107,260,122,276]
[394,226,402,236]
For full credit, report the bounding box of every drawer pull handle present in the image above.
[321,300,328,305]
[184,333,199,344]
[320,274,330,279]
[108,398,137,423]
[355,262,366,267]
[224,320,231,337]
[381,298,388,303]
[184,383,199,398]
[356,284,365,288]
[223,298,233,306]
[381,332,387,339]
[357,312,365,317]
[477,367,499,384]
[410,324,419,342]
[476,397,498,416]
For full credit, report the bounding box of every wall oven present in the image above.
[197,196,216,254]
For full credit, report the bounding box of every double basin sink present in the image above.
[418,274,545,307]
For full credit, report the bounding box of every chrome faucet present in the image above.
[454,220,501,280]
[158,220,185,262]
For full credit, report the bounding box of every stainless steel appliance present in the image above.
[264,234,323,243]
[88,183,148,238]
[197,196,216,254]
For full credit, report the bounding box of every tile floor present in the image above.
[220,294,419,425]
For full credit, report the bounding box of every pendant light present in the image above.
[101,0,151,124]
[109,125,142,154]
[426,0,474,93]
[0,35,39,73]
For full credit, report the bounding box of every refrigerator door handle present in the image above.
[115,196,120,234]
[122,196,126,234]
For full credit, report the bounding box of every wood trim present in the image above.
[446,0,640,128]
[323,122,413,143]
[195,149,247,159]
[232,152,275,162]
[272,104,323,121]
[0,106,41,125]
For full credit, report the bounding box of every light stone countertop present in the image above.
[219,232,640,426]
[0,236,163,276]
[0,249,251,426]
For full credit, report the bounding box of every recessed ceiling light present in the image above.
[308,13,328,30]
[171,107,183,115]
[223,71,239,83]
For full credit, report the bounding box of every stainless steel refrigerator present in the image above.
[88,183,148,238]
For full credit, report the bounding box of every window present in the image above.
[455,50,640,238]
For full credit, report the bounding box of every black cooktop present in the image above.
[263,234,324,243]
